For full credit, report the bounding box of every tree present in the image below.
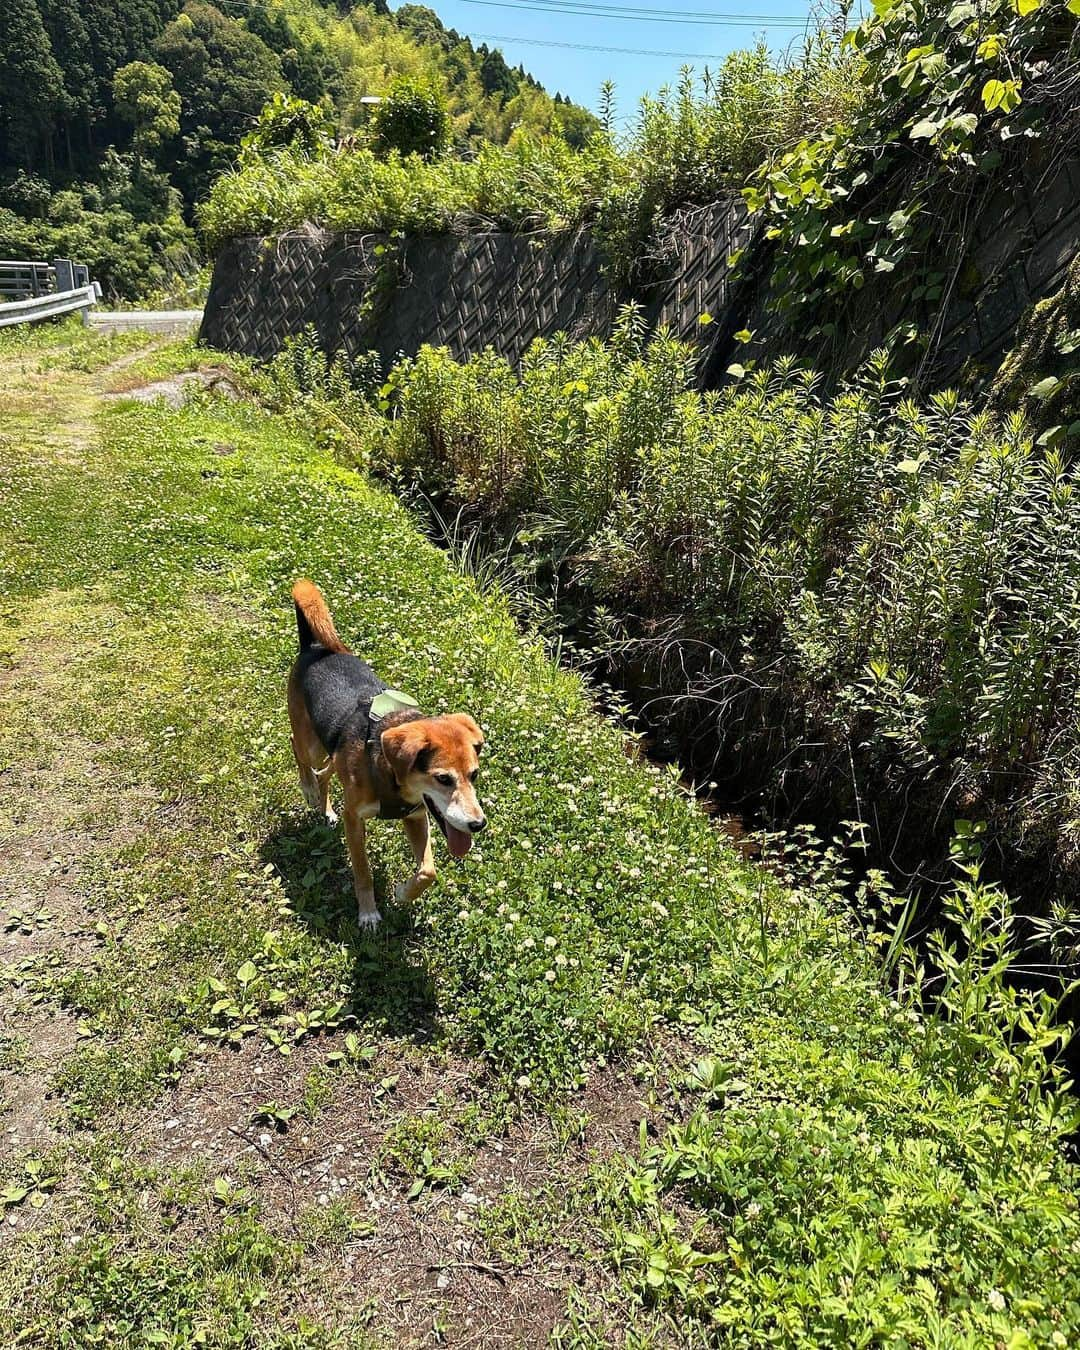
[479,48,516,101]
[113,61,180,177]
[39,0,97,164]
[370,74,449,160]
[0,0,65,168]
[242,92,334,157]
[154,2,285,200]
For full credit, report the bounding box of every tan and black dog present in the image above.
[287,580,486,928]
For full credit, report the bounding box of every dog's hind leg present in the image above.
[291,735,338,824]
[288,669,338,825]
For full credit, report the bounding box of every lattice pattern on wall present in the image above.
[199,200,749,378]
[200,163,1080,391]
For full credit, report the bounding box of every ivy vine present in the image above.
[747,0,1080,365]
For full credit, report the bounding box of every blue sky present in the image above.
[393,1,821,125]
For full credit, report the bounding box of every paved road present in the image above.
[90,309,203,337]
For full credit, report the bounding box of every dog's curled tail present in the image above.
[292,579,348,653]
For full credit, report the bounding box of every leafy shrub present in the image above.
[342,319,1080,901]
[199,26,855,257]
[240,93,336,158]
[748,0,1080,350]
[199,135,616,246]
[371,75,451,161]
[599,37,859,280]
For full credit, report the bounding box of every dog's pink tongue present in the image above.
[447,826,473,860]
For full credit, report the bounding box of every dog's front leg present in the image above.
[396,811,436,904]
[343,808,380,929]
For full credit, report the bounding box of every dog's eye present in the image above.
[434,772,455,788]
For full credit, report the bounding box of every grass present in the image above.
[0,321,1079,1345]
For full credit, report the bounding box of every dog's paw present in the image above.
[324,806,339,827]
[356,909,381,932]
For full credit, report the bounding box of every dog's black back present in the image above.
[296,645,386,754]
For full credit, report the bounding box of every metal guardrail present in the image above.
[0,260,52,298]
[0,258,100,328]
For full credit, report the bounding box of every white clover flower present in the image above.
[544,935,557,948]
[544,969,557,982]
[555,954,568,968]
[987,1290,1006,1313]
[651,901,669,918]
[745,1202,762,1219]
[522,936,535,950]
[457,910,470,921]
[516,1075,531,1090]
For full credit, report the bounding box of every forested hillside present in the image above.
[0,0,595,296]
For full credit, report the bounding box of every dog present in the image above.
[287,579,486,928]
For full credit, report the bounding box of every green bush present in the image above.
[199,135,616,246]
[748,0,1080,349]
[371,74,451,161]
[335,319,1080,907]
[199,28,855,259]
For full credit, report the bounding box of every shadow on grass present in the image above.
[260,812,441,1045]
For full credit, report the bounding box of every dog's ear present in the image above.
[451,713,484,751]
[380,723,432,782]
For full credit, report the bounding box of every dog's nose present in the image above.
[468,816,487,834]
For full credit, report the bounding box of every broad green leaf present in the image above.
[982,78,1022,113]
[1037,425,1065,447]
[1028,376,1062,400]
[235,960,258,986]
[1012,0,1039,14]
[910,119,939,139]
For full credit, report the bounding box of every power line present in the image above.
[473,30,732,56]
[471,0,806,15]
[461,0,809,26]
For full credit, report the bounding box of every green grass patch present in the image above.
[1,327,1079,1344]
